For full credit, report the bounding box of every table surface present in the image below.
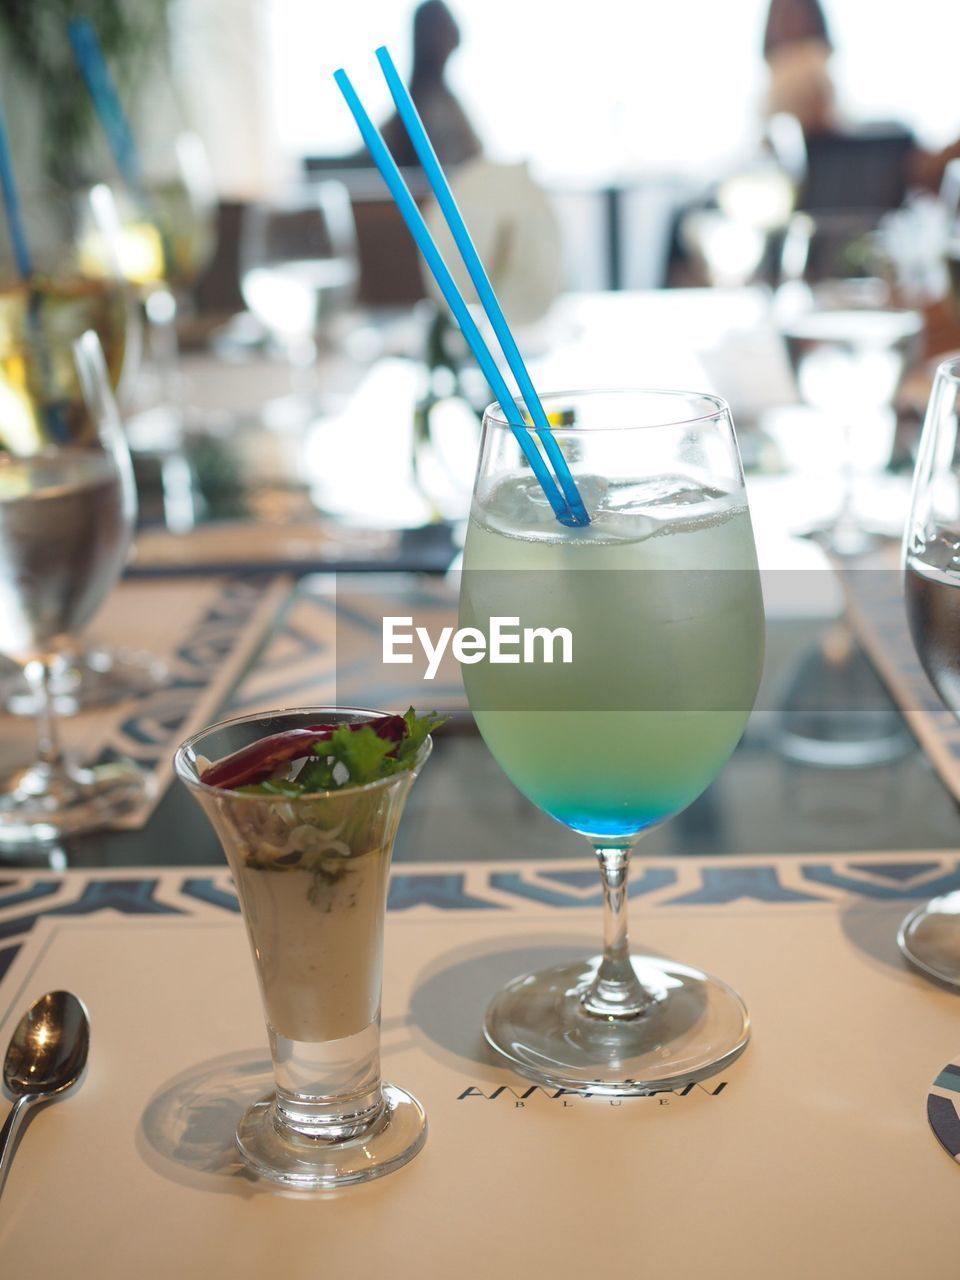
[2,852,960,1278]
[2,287,959,871]
[2,288,960,1275]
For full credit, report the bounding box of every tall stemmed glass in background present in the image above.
[900,357,960,983]
[106,132,217,503]
[459,388,765,1091]
[239,181,358,429]
[0,330,149,845]
[778,212,923,557]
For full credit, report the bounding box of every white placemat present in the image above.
[1,854,959,1278]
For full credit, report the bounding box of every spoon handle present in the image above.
[0,1095,33,1198]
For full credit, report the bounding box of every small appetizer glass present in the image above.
[175,707,432,1189]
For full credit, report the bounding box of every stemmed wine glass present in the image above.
[900,357,960,983]
[459,388,765,1091]
[0,330,149,845]
[0,184,168,714]
[239,181,358,429]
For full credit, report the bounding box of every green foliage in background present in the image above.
[0,0,170,186]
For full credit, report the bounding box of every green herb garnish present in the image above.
[240,708,446,796]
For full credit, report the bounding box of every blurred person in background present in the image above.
[763,0,837,138]
[762,0,960,193]
[381,0,482,168]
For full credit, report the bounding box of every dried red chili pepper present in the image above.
[201,714,407,790]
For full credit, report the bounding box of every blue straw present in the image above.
[0,102,33,279]
[375,46,589,528]
[68,17,145,198]
[333,67,583,528]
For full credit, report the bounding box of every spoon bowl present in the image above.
[3,990,90,1096]
[0,990,89,1198]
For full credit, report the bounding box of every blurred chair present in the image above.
[303,159,427,307]
[799,124,914,215]
[193,201,246,315]
[785,125,916,284]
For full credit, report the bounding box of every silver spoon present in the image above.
[0,991,90,1197]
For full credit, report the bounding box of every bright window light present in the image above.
[268,0,960,181]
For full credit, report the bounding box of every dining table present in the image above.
[2,287,960,1277]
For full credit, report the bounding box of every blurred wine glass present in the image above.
[0,184,168,715]
[104,131,218,532]
[901,356,960,982]
[1,185,137,396]
[239,181,358,429]
[777,211,923,556]
[681,149,796,289]
[0,330,150,846]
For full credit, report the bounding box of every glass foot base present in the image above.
[236,1083,427,1189]
[2,648,168,717]
[898,893,960,987]
[0,761,151,846]
[484,954,750,1094]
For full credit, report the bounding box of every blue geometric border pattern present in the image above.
[2,853,958,982]
[928,1055,960,1163]
[94,576,286,773]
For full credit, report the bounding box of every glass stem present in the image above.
[145,286,183,427]
[285,335,318,401]
[836,420,857,531]
[145,287,199,533]
[23,658,67,776]
[829,418,870,557]
[581,841,653,1019]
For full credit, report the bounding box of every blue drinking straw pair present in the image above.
[335,48,590,528]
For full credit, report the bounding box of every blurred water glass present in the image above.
[1,185,139,401]
[240,182,358,429]
[682,155,796,288]
[777,220,924,554]
[86,130,219,540]
[682,210,767,288]
[0,331,149,845]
